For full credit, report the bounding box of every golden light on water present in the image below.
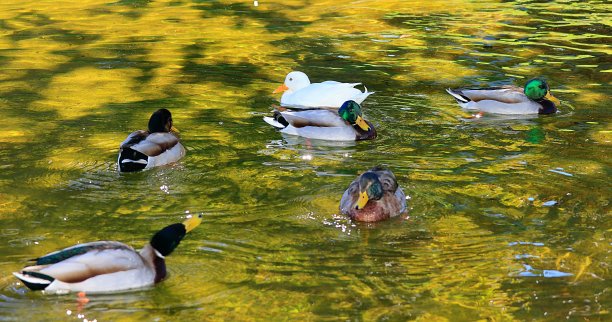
[0,0,609,320]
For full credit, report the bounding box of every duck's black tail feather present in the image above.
[263,111,289,129]
[118,147,148,172]
[13,271,54,291]
[445,88,471,103]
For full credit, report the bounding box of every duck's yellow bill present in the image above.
[356,191,369,210]
[171,126,180,133]
[355,116,370,131]
[545,92,560,106]
[273,84,289,94]
[183,215,202,233]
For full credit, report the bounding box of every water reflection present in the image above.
[0,0,609,320]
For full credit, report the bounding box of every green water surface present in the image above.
[0,0,610,321]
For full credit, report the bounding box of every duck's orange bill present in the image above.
[183,215,202,233]
[545,92,560,106]
[273,84,289,94]
[355,116,370,131]
[356,191,369,210]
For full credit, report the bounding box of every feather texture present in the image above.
[118,109,186,172]
[14,242,156,293]
[446,81,559,115]
[263,108,376,141]
[340,167,407,222]
[13,217,201,293]
[275,71,373,108]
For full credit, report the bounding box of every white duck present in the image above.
[118,108,186,172]
[273,71,374,108]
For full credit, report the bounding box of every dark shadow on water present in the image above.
[192,0,311,33]
[178,41,262,87]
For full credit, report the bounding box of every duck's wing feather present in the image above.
[369,167,399,192]
[378,187,407,218]
[452,86,528,104]
[320,81,361,88]
[22,244,143,284]
[339,178,360,214]
[283,83,370,108]
[280,110,346,128]
[35,241,134,265]
[130,132,180,157]
[120,130,148,149]
[394,187,408,214]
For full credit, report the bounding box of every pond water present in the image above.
[0,0,610,320]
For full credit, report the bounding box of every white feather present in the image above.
[280,124,357,141]
[263,116,285,129]
[12,272,51,286]
[144,142,185,169]
[278,71,374,108]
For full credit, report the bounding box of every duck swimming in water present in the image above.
[118,108,185,172]
[340,167,407,222]
[445,78,560,115]
[263,100,376,141]
[273,71,374,108]
[13,216,201,293]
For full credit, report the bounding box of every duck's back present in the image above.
[118,131,183,172]
[281,82,370,108]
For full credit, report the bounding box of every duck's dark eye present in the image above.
[289,78,293,81]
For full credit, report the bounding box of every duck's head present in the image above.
[356,172,384,210]
[148,108,177,133]
[524,78,560,114]
[338,100,370,132]
[273,71,310,94]
[150,215,202,257]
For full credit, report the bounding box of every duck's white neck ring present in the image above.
[154,249,165,259]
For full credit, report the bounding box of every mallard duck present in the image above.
[13,216,201,293]
[445,78,560,115]
[340,167,407,222]
[273,71,374,108]
[263,100,376,141]
[118,108,186,172]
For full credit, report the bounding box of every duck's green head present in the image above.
[338,100,370,131]
[524,78,560,106]
[148,108,176,133]
[356,172,384,210]
[150,216,201,257]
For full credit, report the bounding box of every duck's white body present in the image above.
[13,242,160,294]
[277,72,373,108]
[264,109,370,141]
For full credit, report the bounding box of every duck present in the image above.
[340,167,407,222]
[263,100,376,141]
[273,71,374,108]
[445,78,561,115]
[118,108,186,172]
[13,216,202,293]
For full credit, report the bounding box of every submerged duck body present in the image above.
[13,216,201,294]
[118,108,185,172]
[274,71,373,108]
[446,78,560,115]
[263,100,376,141]
[340,167,407,222]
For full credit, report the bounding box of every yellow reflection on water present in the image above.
[0,0,609,320]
